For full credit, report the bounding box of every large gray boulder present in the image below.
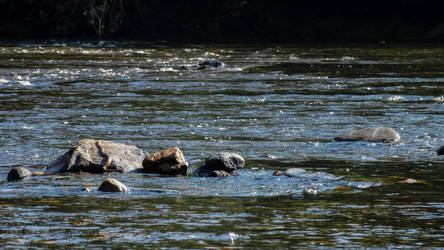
[142,147,188,176]
[437,145,444,155]
[46,139,147,174]
[334,127,400,143]
[195,152,245,177]
[7,167,32,182]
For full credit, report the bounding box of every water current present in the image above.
[0,41,443,248]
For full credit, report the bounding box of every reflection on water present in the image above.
[0,41,443,248]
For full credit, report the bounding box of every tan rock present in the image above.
[98,178,128,192]
[142,147,188,176]
[32,171,45,176]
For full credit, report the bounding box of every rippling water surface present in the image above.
[0,41,443,248]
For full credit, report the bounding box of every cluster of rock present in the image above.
[43,139,247,179]
[6,126,443,192]
[6,138,247,192]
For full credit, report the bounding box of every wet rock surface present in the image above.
[7,167,32,182]
[437,145,444,155]
[142,147,188,176]
[273,168,306,177]
[195,152,245,177]
[205,152,245,172]
[180,60,224,70]
[194,167,232,177]
[45,139,147,174]
[334,127,401,143]
[98,178,128,192]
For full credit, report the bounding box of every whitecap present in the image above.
[225,67,243,72]
[204,52,219,58]
[388,95,403,102]
[341,56,356,60]
[17,80,32,86]
[20,126,34,130]
[433,96,444,102]
[158,67,178,72]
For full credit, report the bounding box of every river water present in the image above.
[0,41,443,248]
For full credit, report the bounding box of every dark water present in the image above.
[0,41,443,248]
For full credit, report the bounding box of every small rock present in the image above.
[80,187,94,192]
[273,168,305,177]
[7,167,32,182]
[437,145,444,155]
[334,127,400,143]
[398,178,417,184]
[194,152,245,177]
[197,60,223,70]
[397,178,428,185]
[205,152,245,172]
[273,170,282,176]
[208,170,232,177]
[98,178,128,192]
[142,147,188,176]
[194,166,232,177]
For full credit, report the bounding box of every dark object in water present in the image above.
[7,167,32,182]
[437,145,444,155]
[197,60,223,70]
[79,187,94,192]
[334,127,400,143]
[194,167,232,177]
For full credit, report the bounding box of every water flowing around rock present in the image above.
[45,139,148,174]
[334,127,400,143]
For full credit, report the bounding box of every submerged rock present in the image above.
[31,171,45,176]
[273,168,305,177]
[334,127,400,143]
[45,139,147,174]
[98,178,128,192]
[194,167,232,177]
[179,60,223,70]
[142,147,188,176]
[7,167,32,182]
[195,152,245,177]
[437,145,444,155]
[79,187,94,192]
[197,60,223,70]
